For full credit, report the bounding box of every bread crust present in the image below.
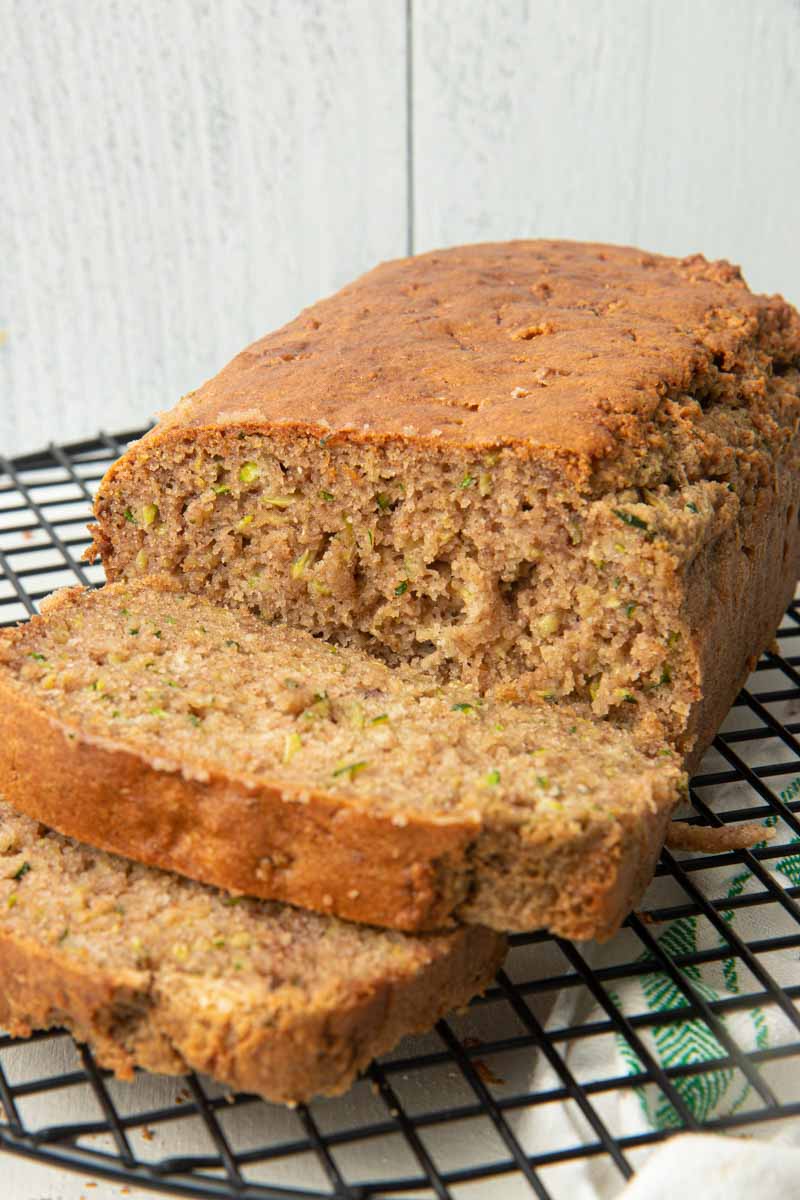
[682,460,800,773]
[108,240,798,479]
[457,775,675,938]
[0,902,503,1105]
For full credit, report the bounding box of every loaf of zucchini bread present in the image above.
[0,800,503,1104]
[0,579,683,937]
[90,241,800,766]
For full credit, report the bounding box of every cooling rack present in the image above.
[0,430,799,1200]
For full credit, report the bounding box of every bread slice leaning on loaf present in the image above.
[0,801,504,1105]
[0,579,684,937]
[88,240,800,769]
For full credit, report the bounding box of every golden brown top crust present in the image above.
[148,240,800,474]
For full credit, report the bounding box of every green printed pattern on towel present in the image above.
[611,778,800,1130]
[610,915,748,1129]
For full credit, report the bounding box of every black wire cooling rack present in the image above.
[1,431,799,1200]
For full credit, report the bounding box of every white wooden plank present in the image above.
[412,0,800,304]
[0,0,407,456]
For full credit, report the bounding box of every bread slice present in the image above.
[88,241,800,766]
[0,800,503,1104]
[0,579,684,937]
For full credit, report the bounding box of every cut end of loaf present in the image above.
[91,428,724,757]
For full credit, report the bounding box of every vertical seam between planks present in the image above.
[632,0,653,245]
[406,0,415,255]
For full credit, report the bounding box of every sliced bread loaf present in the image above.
[89,241,800,766]
[0,800,503,1104]
[0,578,684,937]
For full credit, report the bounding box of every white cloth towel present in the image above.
[618,1133,800,1199]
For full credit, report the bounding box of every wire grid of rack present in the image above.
[0,430,798,1200]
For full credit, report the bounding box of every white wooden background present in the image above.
[2,0,799,457]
